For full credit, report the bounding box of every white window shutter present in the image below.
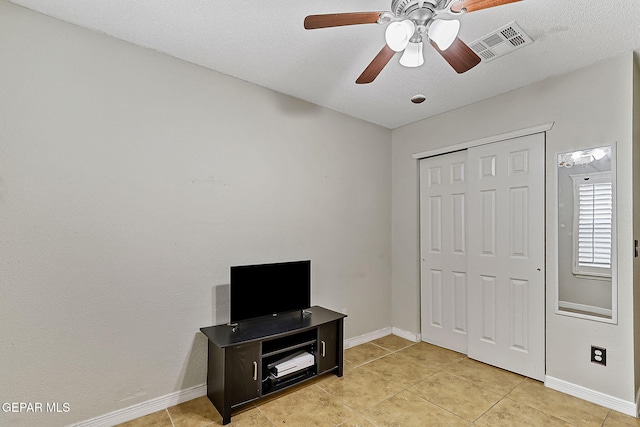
[571,172,613,278]
[577,182,612,269]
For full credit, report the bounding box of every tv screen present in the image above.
[229,260,311,323]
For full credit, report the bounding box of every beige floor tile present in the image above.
[445,358,524,395]
[604,410,640,426]
[342,357,357,373]
[370,334,414,352]
[362,390,470,427]
[343,343,390,366]
[115,410,173,427]
[259,384,355,426]
[507,379,609,427]
[395,342,466,371]
[167,396,222,427]
[363,351,439,388]
[337,414,377,427]
[258,376,321,405]
[313,371,346,389]
[225,408,274,427]
[317,366,404,412]
[474,398,573,426]
[408,371,502,422]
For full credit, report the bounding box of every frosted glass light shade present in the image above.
[428,19,460,50]
[591,148,606,160]
[399,41,424,67]
[385,20,415,52]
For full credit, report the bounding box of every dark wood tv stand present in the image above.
[200,306,346,425]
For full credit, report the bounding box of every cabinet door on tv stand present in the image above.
[317,322,338,375]
[226,343,261,406]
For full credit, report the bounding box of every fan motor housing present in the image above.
[391,0,443,16]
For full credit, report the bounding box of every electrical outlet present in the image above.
[591,346,606,366]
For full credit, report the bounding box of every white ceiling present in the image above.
[8,0,640,129]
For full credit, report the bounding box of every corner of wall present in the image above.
[632,50,640,409]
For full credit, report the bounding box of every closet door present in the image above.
[419,151,468,353]
[466,133,545,380]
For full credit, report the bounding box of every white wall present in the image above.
[0,2,391,425]
[391,54,636,403]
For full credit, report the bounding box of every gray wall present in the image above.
[633,56,640,402]
[391,54,637,402]
[0,2,391,425]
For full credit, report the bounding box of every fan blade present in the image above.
[451,0,521,13]
[356,45,396,84]
[431,37,481,74]
[304,12,383,29]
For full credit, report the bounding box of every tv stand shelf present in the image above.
[200,306,346,425]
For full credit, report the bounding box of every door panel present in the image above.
[317,322,338,374]
[420,151,468,353]
[226,343,261,406]
[467,133,545,380]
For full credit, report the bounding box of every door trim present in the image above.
[412,122,554,160]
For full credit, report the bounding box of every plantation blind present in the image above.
[572,172,613,276]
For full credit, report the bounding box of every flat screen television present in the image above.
[229,260,311,323]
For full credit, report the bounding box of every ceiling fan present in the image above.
[304,0,521,84]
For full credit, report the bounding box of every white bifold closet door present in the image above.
[420,133,545,380]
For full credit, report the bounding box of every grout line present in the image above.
[386,354,517,425]
[499,395,589,426]
[470,395,505,424]
[165,408,176,427]
[392,386,469,424]
[256,405,277,427]
[344,342,418,368]
[341,348,460,421]
[511,396,586,426]
[368,341,415,353]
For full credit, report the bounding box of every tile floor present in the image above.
[117,335,640,427]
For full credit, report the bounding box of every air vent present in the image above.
[469,22,533,62]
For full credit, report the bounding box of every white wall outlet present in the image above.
[591,346,606,366]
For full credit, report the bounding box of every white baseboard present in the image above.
[545,376,637,417]
[69,384,207,427]
[343,327,421,349]
[392,327,421,343]
[344,327,392,349]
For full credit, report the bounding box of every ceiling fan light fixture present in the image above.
[399,41,424,67]
[428,19,460,50]
[385,20,416,52]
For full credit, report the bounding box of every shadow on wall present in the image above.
[214,283,230,325]
[175,283,231,392]
[176,333,208,391]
